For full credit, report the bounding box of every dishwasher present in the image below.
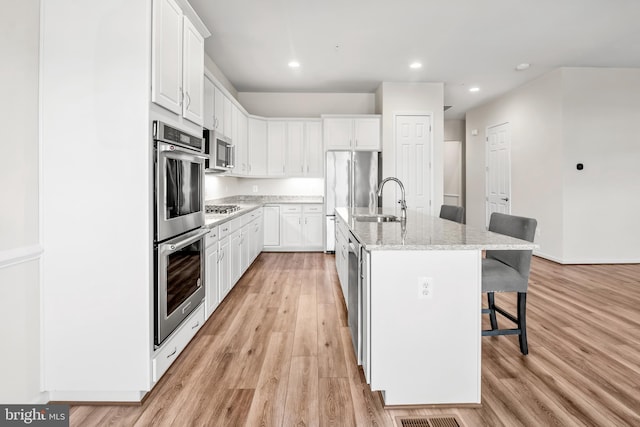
[347,232,362,363]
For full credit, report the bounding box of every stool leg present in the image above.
[517,292,528,355]
[487,292,498,330]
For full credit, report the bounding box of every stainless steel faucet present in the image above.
[377,177,407,221]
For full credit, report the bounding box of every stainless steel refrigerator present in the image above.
[325,151,382,252]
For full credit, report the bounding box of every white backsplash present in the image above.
[205,175,324,200]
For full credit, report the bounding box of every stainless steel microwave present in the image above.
[204,130,234,171]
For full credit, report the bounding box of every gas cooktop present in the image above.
[205,204,241,214]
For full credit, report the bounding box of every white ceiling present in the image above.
[189,0,640,119]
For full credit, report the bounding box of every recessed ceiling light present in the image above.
[288,61,300,68]
[469,87,480,92]
[515,63,530,71]
[409,62,422,69]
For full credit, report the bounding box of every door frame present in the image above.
[484,122,511,228]
[392,112,434,215]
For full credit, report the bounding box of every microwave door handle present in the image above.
[227,145,235,168]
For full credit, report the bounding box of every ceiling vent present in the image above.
[444,105,453,111]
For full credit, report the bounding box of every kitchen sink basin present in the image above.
[355,214,400,223]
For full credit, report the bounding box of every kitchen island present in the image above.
[334,207,537,407]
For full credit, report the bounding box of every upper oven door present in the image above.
[155,141,206,242]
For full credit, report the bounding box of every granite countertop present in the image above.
[204,195,324,228]
[336,207,539,251]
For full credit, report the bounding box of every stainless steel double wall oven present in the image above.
[153,121,207,346]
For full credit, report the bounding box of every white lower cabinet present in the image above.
[230,229,242,285]
[205,226,219,319]
[218,233,231,301]
[263,205,281,247]
[152,304,204,382]
[272,204,323,251]
[335,215,349,300]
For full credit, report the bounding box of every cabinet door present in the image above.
[151,0,183,115]
[231,104,239,146]
[281,212,302,247]
[203,76,215,130]
[267,121,286,176]
[181,16,204,126]
[248,118,267,176]
[240,225,250,273]
[205,245,219,318]
[234,112,248,175]
[252,217,263,260]
[230,230,241,286]
[324,118,353,149]
[263,205,280,247]
[223,96,233,139]
[218,237,231,300]
[285,121,304,175]
[305,121,323,177]
[302,213,324,249]
[214,86,224,132]
[354,118,381,150]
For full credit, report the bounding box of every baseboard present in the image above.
[47,390,146,404]
[534,251,640,265]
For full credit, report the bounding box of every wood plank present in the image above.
[318,378,356,427]
[282,356,320,427]
[317,303,348,378]
[292,293,318,357]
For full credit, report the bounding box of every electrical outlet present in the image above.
[252,185,258,193]
[418,277,433,299]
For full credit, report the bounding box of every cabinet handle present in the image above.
[248,164,252,172]
[167,347,177,358]
[298,218,301,225]
[307,165,309,173]
[283,165,285,173]
[191,320,200,329]
[185,92,191,109]
[219,252,225,261]
[179,88,184,106]
[301,165,304,173]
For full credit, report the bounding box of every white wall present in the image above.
[466,68,640,263]
[377,82,445,213]
[0,0,44,404]
[238,92,375,117]
[234,178,324,196]
[561,68,640,263]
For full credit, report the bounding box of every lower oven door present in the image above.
[155,228,208,346]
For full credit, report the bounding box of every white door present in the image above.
[305,121,323,177]
[151,0,183,115]
[218,237,231,300]
[395,115,432,216]
[324,118,353,149]
[267,121,286,176]
[263,205,280,246]
[205,245,219,318]
[303,213,324,249]
[248,118,267,176]
[444,140,462,206]
[486,123,511,226]
[354,118,381,150]
[285,121,304,175]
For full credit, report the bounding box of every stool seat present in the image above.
[482,258,528,293]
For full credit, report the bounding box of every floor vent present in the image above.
[396,415,463,427]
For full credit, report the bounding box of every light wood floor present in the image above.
[70,253,640,426]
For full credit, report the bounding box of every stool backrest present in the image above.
[486,213,537,282]
[439,205,464,223]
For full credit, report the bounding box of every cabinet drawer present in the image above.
[152,304,204,382]
[281,204,302,213]
[206,226,219,247]
[242,208,264,225]
[303,204,323,213]
[219,222,232,239]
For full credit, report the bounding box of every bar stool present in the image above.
[439,205,464,223]
[482,212,537,355]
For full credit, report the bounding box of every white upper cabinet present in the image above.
[324,118,353,149]
[234,111,248,175]
[213,86,225,134]
[285,122,304,175]
[305,121,323,177]
[267,121,286,176]
[203,76,215,130]
[353,118,381,150]
[323,115,381,150]
[151,0,206,126]
[223,96,233,138]
[181,16,204,125]
[151,0,183,115]
[248,117,267,176]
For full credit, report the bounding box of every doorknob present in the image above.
[501,197,509,202]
